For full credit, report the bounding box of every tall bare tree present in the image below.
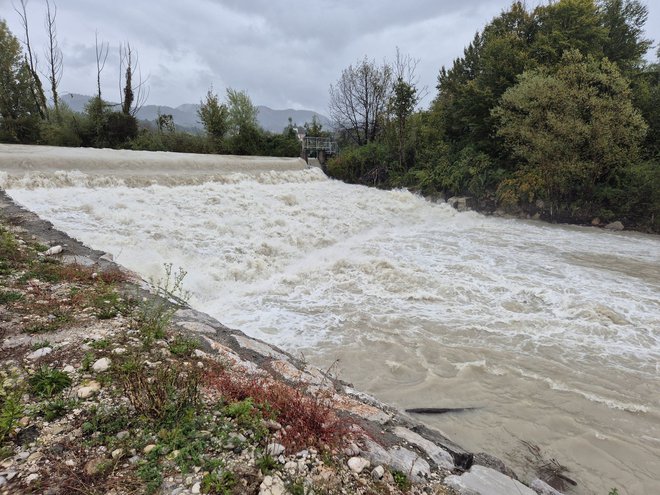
[118,42,148,116]
[328,57,392,145]
[42,0,62,116]
[94,31,108,99]
[13,0,47,119]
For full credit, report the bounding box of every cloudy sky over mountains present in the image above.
[2,0,658,113]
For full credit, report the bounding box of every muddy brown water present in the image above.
[2,144,659,494]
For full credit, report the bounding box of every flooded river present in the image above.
[2,144,659,494]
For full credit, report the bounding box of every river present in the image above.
[2,144,659,494]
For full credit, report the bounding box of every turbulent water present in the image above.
[2,145,659,495]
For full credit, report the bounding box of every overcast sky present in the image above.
[1,0,658,114]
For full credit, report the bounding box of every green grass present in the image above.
[200,469,236,494]
[29,367,72,398]
[392,470,411,492]
[168,334,198,357]
[31,340,52,351]
[0,290,23,304]
[41,397,76,421]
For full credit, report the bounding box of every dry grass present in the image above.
[204,365,350,452]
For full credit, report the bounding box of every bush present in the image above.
[326,142,392,184]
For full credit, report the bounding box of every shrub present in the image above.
[116,360,200,424]
[205,366,349,451]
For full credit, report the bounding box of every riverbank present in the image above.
[0,191,554,495]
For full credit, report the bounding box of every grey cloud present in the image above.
[2,0,658,114]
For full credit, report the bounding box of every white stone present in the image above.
[371,465,385,480]
[111,448,123,459]
[387,445,431,482]
[191,482,201,494]
[62,365,76,374]
[259,475,286,495]
[445,465,537,495]
[77,381,101,399]
[605,221,624,231]
[393,426,454,469]
[112,347,127,355]
[143,444,157,454]
[265,442,285,456]
[92,357,111,373]
[27,347,52,360]
[347,456,370,474]
[25,473,39,483]
[43,245,63,256]
[531,478,564,495]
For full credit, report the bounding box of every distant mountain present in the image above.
[60,93,331,133]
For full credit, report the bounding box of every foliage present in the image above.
[0,20,42,143]
[327,142,392,184]
[41,397,75,421]
[200,469,236,494]
[226,87,261,155]
[168,334,199,357]
[0,384,23,445]
[198,88,229,147]
[392,470,411,491]
[135,263,189,344]
[29,366,72,398]
[0,290,23,304]
[116,359,200,424]
[493,50,647,214]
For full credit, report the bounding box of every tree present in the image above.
[0,19,40,142]
[94,31,108,99]
[599,0,652,73]
[43,0,62,117]
[493,50,647,212]
[329,57,392,145]
[13,0,48,120]
[197,88,228,146]
[119,43,148,116]
[226,88,261,155]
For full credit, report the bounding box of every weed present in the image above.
[0,387,23,444]
[168,334,198,357]
[287,479,307,495]
[205,367,349,451]
[116,359,200,424]
[0,226,21,263]
[24,309,72,334]
[81,351,96,372]
[31,340,52,351]
[256,453,277,475]
[0,290,23,304]
[201,469,236,494]
[91,284,127,320]
[89,339,110,350]
[609,490,620,495]
[135,263,189,344]
[41,397,75,421]
[29,367,72,398]
[137,460,163,495]
[392,470,411,492]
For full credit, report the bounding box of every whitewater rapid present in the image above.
[2,145,659,494]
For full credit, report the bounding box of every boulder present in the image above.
[347,456,370,474]
[387,445,431,482]
[444,465,536,495]
[92,357,111,373]
[447,196,472,212]
[531,478,565,495]
[604,221,624,231]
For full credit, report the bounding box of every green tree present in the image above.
[599,0,652,73]
[226,88,261,155]
[197,88,228,146]
[493,50,647,214]
[389,77,418,171]
[0,19,41,142]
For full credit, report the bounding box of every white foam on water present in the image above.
[4,145,660,494]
